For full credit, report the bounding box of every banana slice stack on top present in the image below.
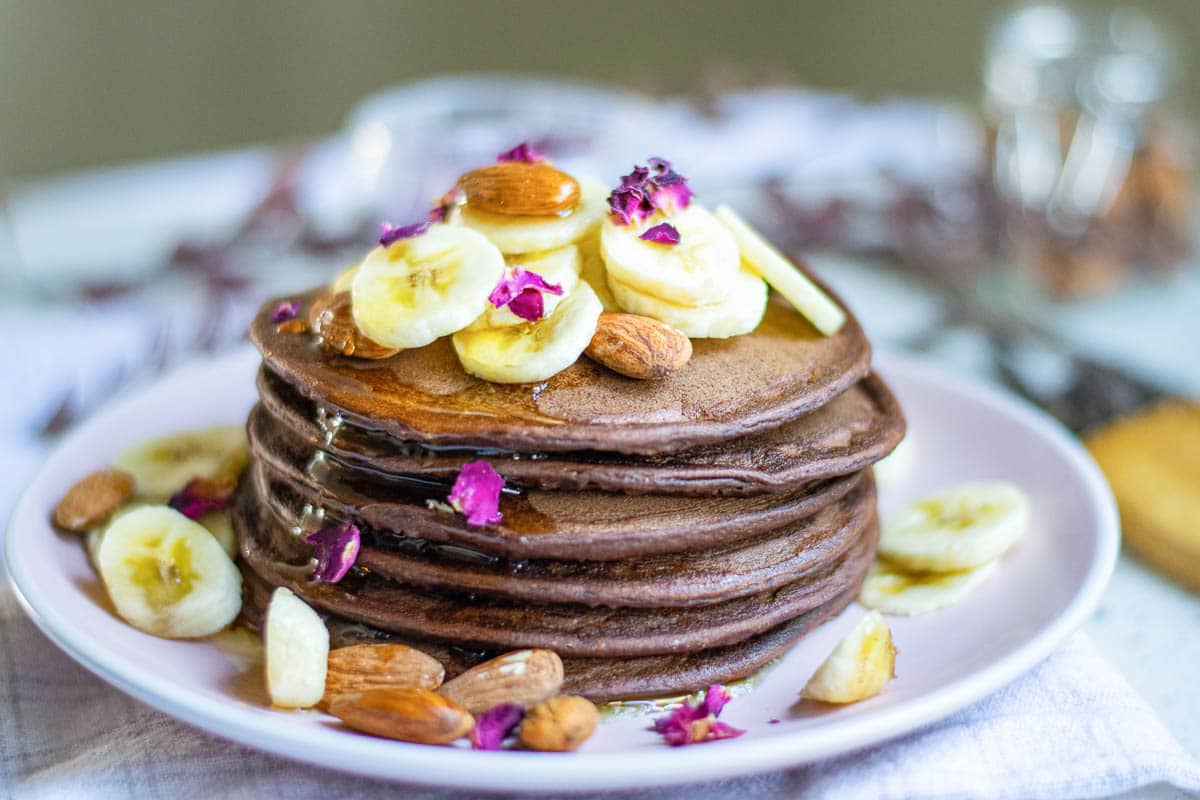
[318,146,848,385]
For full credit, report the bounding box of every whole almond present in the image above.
[308,291,398,359]
[438,649,563,715]
[457,162,580,217]
[518,695,599,752]
[585,313,692,379]
[320,644,445,710]
[52,468,136,533]
[328,688,474,745]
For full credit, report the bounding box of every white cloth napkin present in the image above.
[0,578,1196,799]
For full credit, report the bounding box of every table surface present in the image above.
[3,142,1198,798]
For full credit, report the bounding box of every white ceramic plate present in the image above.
[4,348,1118,792]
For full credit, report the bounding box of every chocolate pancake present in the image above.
[239,564,861,702]
[250,286,871,455]
[237,492,877,657]
[240,477,875,607]
[247,412,867,560]
[257,366,904,496]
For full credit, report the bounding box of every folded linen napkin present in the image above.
[0,579,1196,800]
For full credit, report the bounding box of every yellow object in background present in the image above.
[1086,401,1200,593]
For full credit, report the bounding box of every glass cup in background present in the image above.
[984,3,1193,300]
[345,75,655,222]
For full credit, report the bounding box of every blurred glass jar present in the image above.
[345,74,654,222]
[984,4,1193,299]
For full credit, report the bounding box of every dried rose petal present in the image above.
[470,703,524,750]
[638,222,681,245]
[304,522,361,583]
[607,184,648,226]
[378,220,429,246]
[607,158,694,226]
[488,267,564,322]
[271,300,299,322]
[496,142,545,163]
[652,684,744,746]
[701,683,732,716]
[448,461,504,526]
[168,477,236,520]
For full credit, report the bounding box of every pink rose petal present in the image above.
[448,461,505,526]
[488,267,564,322]
[378,220,429,246]
[270,300,299,322]
[652,684,744,746]
[607,158,694,226]
[470,703,524,750]
[496,142,545,163]
[168,477,236,520]
[304,522,361,583]
[638,222,681,245]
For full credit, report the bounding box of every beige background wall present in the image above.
[2,0,1196,179]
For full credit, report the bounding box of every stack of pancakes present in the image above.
[235,287,905,701]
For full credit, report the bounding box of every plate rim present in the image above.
[4,347,1120,792]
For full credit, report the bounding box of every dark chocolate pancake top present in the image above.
[250,283,871,455]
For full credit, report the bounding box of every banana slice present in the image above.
[114,426,248,501]
[608,266,767,338]
[330,262,359,293]
[96,506,242,639]
[601,204,740,307]
[86,529,105,572]
[453,282,603,384]
[578,232,620,311]
[879,481,1030,571]
[859,558,998,616]
[264,587,329,709]
[351,225,505,350]
[198,510,238,558]
[469,245,581,329]
[456,176,608,255]
[714,205,846,335]
[802,610,896,704]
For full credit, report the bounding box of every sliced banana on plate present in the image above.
[470,245,581,330]
[879,480,1030,571]
[802,610,896,704]
[453,282,603,384]
[96,506,242,639]
[714,204,846,335]
[351,225,505,350]
[578,232,620,312]
[859,558,998,616]
[264,587,329,709]
[456,176,608,255]
[601,204,740,307]
[608,265,767,339]
[114,426,248,501]
[198,510,238,558]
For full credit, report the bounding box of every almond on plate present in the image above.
[320,644,445,709]
[52,468,136,533]
[518,695,599,752]
[329,688,474,745]
[438,649,563,715]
